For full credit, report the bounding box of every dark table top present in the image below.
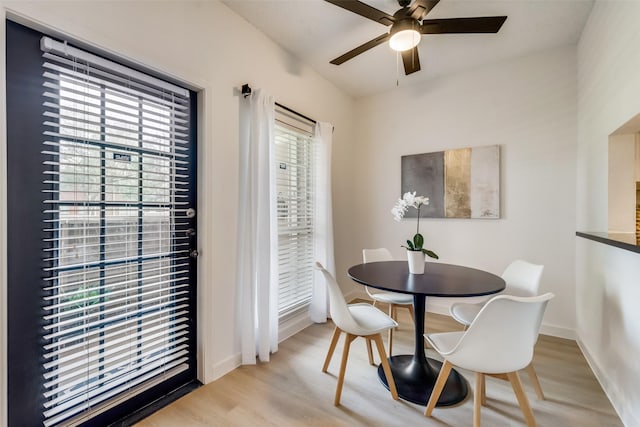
[348,261,505,297]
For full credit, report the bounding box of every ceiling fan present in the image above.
[325,0,507,75]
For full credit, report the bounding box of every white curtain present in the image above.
[310,122,335,323]
[238,89,279,364]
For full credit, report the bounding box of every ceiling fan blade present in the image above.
[420,16,507,34]
[330,33,391,65]
[401,47,421,75]
[324,0,395,26]
[407,0,440,20]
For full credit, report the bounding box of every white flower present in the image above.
[392,192,431,221]
[391,191,439,259]
[414,196,429,207]
[391,204,406,221]
[392,195,410,221]
[402,191,417,207]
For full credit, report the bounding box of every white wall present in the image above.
[350,46,578,338]
[0,1,356,423]
[577,2,640,425]
[608,134,636,233]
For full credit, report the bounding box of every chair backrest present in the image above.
[502,260,544,297]
[362,248,393,264]
[446,293,554,374]
[315,262,361,333]
[362,248,394,298]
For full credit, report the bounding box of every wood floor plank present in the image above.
[136,308,623,427]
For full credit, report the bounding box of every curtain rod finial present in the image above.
[241,84,252,98]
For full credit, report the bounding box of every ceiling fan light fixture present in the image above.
[389,18,421,51]
[389,28,421,51]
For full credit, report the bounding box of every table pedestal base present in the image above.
[378,355,468,406]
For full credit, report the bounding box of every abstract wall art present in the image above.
[401,145,500,219]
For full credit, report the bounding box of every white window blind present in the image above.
[274,109,317,317]
[40,37,194,426]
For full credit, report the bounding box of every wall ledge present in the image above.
[576,231,640,254]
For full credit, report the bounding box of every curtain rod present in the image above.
[241,84,317,125]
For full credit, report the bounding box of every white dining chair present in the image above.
[315,262,399,406]
[449,260,544,326]
[425,293,554,427]
[448,259,546,399]
[362,248,414,355]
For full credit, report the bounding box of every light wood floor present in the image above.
[136,309,623,427]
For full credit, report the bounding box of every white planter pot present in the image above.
[407,250,425,274]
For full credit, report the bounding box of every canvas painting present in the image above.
[400,152,444,218]
[401,145,500,219]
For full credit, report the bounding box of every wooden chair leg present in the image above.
[474,372,484,427]
[425,360,453,416]
[335,333,356,406]
[524,363,545,400]
[372,334,398,400]
[507,371,537,427]
[480,372,487,405]
[322,326,342,373]
[408,305,415,323]
[366,337,375,365]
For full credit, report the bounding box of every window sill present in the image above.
[576,231,640,254]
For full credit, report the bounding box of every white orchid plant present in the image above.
[391,191,439,259]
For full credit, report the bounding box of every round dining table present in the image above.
[348,260,505,406]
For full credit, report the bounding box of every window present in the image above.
[274,108,317,318]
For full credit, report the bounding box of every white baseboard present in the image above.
[209,311,316,383]
[577,339,639,427]
[539,323,576,340]
[210,353,241,382]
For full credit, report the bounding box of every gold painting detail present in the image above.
[444,148,471,218]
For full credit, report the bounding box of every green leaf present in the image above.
[422,249,439,259]
[405,240,415,250]
[413,233,424,250]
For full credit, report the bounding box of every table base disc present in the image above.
[378,355,468,406]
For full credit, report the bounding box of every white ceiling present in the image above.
[223,0,594,98]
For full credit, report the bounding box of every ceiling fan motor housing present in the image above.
[390,17,419,35]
